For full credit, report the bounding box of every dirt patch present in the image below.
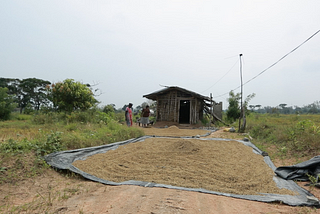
[73,138,295,196]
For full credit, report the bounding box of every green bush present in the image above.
[24,103,34,115]
[286,120,320,155]
[0,87,17,120]
[247,114,320,158]
[12,113,32,121]
[48,79,98,112]
[0,138,33,153]
[114,112,125,123]
[0,131,65,157]
[65,123,78,131]
[35,131,65,156]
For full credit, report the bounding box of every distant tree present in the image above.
[135,105,143,113]
[294,106,302,114]
[135,101,156,116]
[226,91,255,123]
[103,104,115,114]
[19,78,51,112]
[271,107,279,114]
[0,78,51,113]
[0,87,17,120]
[0,78,21,110]
[122,104,128,112]
[249,105,255,111]
[141,102,148,108]
[226,91,241,122]
[279,103,287,110]
[0,78,20,96]
[48,79,98,112]
[244,93,256,112]
[255,104,261,109]
[307,102,319,114]
[148,100,157,115]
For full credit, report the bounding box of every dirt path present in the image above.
[62,184,304,214]
[1,125,319,214]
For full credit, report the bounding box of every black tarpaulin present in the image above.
[44,136,320,207]
[275,156,320,182]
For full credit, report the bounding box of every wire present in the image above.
[201,59,239,93]
[213,29,320,99]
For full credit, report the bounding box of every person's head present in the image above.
[128,103,133,108]
[146,105,149,109]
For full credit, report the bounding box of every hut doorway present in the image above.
[179,100,190,123]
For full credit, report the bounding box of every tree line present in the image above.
[0,78,98,120]
[249,102,320,114]
[225,90,320,122]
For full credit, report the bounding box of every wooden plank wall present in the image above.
[156,90,205,124]
[156,90,178,122]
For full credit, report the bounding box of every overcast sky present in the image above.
[1,1,320,109]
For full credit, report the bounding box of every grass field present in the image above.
[0,111,319,213]
[245,113,320,163]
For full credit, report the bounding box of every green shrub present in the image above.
[35,131,65,156]
[32,113,58,124]
[64,123,78,131]
[0,87,17,120]
[62,133,83,150]
[14,114,32,121]
[247,114,320,158]
[286,120,320,155]
[0,131,65,157]
[114,112,125,123]
[0,138,33,153]
[23,103,34,115]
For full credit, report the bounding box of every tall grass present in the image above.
[0,110,144,185]
[246,113,320,160]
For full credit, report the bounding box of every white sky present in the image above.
[1,0,320,109]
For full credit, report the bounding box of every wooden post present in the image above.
[238,54,246,132]
[210,93,213,127]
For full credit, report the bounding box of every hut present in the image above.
[143,86,222,124]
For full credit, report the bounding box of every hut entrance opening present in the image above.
[179,100,190,124]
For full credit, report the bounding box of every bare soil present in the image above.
[1,125,320,214]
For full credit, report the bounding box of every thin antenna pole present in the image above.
[238,54,243,132]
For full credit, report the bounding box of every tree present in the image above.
[48,79,98,112]
[226,91,241,122]
[226,91,255,123]
[279,103,287,109]
[0,78,20,96]
[0,77,51,113]
[19,78,51,112]
[135,105,142,111]
[249,105,255,111]
[0,78,21,111]
[255,105,261,110]
[102,104,115,114]
[0,87,17,120]
[122,104,128,112]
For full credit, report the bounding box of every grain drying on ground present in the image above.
[141,125,211,137]
[73,137,296,196]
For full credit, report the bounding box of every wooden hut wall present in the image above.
[156,89,204,124]
[192,98,204,124]
[156,90,178,122]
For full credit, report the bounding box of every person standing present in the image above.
[125,103,133,127]
[141,105,150,127]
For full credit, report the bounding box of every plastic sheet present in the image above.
[44,136,319,207]
[275,156,320,182]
